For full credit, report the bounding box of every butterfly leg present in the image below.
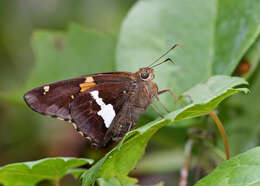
[151,103,164,118]
[158,89,185,107]
[156,96,170,113]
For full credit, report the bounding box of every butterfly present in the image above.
[24,44,181,147]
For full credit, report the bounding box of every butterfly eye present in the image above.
[141,71,149,79]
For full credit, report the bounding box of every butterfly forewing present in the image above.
[24,77,86,120]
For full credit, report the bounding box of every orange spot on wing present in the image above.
[80,77,96,92]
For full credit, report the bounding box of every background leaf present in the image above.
[195,147,260,186]
[0,157,93,186]
[116,0,260,111]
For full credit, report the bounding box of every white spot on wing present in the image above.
[43,86,50,95]
[90,90,116,128]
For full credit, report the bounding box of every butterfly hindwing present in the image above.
[70,82,130,145]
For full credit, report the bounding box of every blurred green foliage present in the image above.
[0,0,259,186]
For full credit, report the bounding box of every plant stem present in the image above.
[208,111,230,160]
[54,179,60,186]
[179,139,194,186]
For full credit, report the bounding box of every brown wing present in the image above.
[24,72,133,120]
[70,82,131,146]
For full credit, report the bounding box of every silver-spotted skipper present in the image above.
[24,44,181,147]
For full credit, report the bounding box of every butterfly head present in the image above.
[136,67,155,81]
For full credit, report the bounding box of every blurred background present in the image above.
[0,0,259,186]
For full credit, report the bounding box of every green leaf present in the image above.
[82,75,249,186]
[82,156,108,186]
[195,147,260,186]
[176,76,249,120]
[2,23,116,104]
[116,0,259,107]
[0,157,93,186]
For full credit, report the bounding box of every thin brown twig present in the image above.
[208,111,230,160]
[54,179,60,186]
[179,140,194,186]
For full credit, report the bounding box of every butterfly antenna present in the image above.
[147,43,181,68]
[150,58,175,68]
